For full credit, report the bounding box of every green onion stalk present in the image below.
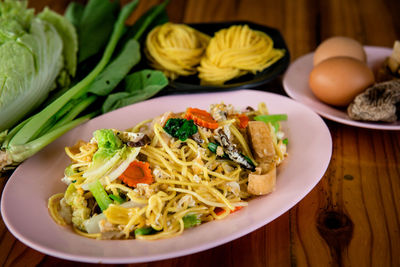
[0,0,169,172]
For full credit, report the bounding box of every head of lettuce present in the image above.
[0,0,77,132]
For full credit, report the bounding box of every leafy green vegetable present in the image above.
[88,180,112,211]
[89,129,124,174]
[183,214,201,229]
[94,129,123,151]
[122,0,169,43]
[0,0,78,132]
[207,142,219,153]
[38,7,78,78]
[164,119,198,141]
[64,1,84,29]
[0,1,138,170]
[87,39,141,96]
[0,0,170,172]
[75,0,120,63]
[283,138,288,145]
[102,69,168,113]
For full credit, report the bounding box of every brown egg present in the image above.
[309,57,375,106]
[313,36,366,66]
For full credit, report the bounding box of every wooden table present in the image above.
[1,0,399,266]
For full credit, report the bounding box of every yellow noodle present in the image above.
[145,22,210,80]
[73,225,101,239]
[48,193,67,226]
[198,24,285,85]
[49,101,287,241]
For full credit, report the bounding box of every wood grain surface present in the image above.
[1,0,400,266]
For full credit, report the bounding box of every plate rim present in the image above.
[282,45,400,131]
[1,89,332,263]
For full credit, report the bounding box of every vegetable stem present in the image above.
[7,112,95,163]
[8,0,139,146]
[88,180,112,211]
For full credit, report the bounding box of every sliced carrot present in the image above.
[184,108,219,129]
[214,206,243,216]
[236,114,249,128]
[118,161,154,187]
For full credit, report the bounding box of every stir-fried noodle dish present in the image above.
[48,102,288,240]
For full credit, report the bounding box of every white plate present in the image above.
[1,90,332,264]
[283,46,400,130]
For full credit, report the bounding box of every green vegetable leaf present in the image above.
[6,0,138,147]
[0,6,68,131]
[88,180,112,211]
[38,7,78,77]
[122,0,169,43]
[164,118,198,141]
[183,214,201,229]
[124,69,168,94]
[0,0,34,43]
[64,2,84,29]
[207,142,219,153]
[94,129,122,150]
[87,39,141,96]
[102,70,168,113]
[76,0,120,63]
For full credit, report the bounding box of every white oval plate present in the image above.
[283,46,400,130]
[1,90,332,264]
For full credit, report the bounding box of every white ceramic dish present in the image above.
[1,90,332,264]
[283,46,400,130]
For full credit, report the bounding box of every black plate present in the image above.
[158,21,290,94]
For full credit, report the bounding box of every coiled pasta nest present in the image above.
[144,22,211,80]
[198,25,285,85]
[145,23,285,85]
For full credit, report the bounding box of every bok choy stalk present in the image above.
[0,0,168,172]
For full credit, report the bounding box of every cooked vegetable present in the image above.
[207,142,219,154]
[214,206,243,216]
[109,194,125,204]
[237,114,250,128]
[163,118,198,141]
[135,227,156,236]
[80,130,141,190]
[254,114,288,123]
[216,128,255,171]
[48,102,288,240]
[88,180,112,211]
[64,183,91,228]
[208,141,254,168]
[184,108,219,129]
[0,0,78,132]
[93,129,123,159]
[118,161,154,187]
[182,214,201,229]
